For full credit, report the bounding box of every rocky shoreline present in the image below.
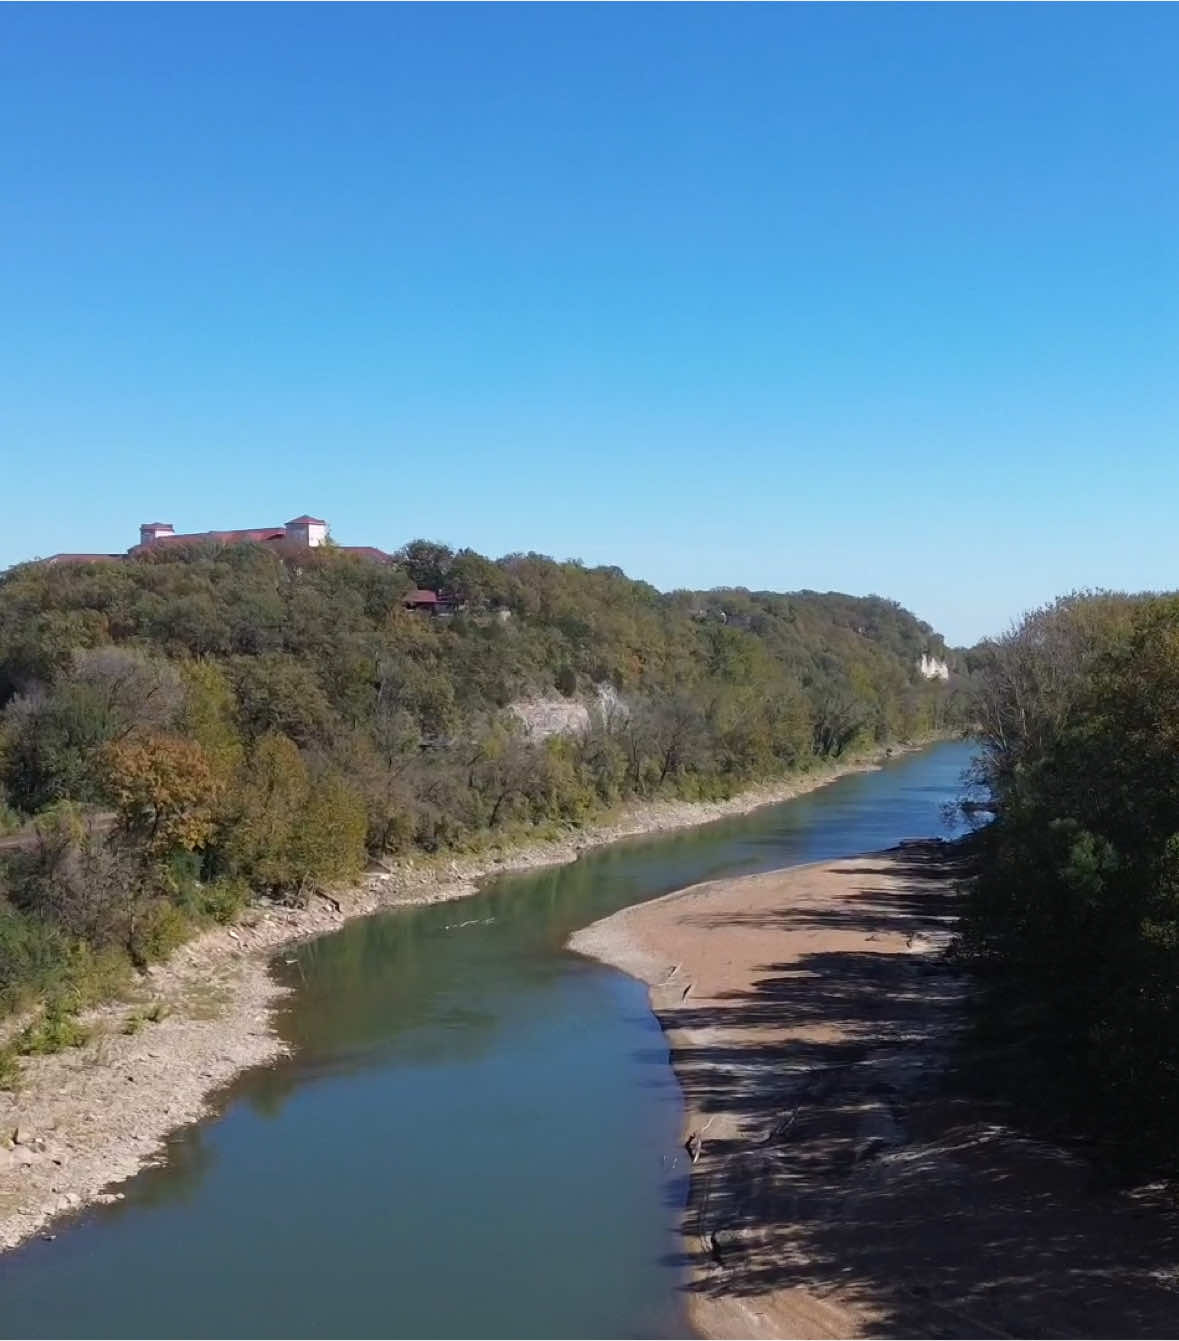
[0,746,915,1256]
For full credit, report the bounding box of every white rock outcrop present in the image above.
[508,684,628,740]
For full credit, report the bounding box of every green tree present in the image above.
[219,733,309,890]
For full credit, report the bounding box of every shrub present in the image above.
[0,788,20,836]
[7,829,145,950]
[196,876,249,924]
[0,1047,19,1089]
[17,1007,90,1055]
[130,899,191,964]
[0,903,72,1016]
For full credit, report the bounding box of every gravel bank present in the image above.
[571,844,1179,1339]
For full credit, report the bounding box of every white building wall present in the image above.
[284,519,328,547]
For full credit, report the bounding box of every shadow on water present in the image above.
[0,742,974,1339]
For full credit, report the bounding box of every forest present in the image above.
[964,590,1179,1170]
[0,538,963,1055]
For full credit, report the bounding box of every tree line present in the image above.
[963,590,1179,1169]
[0,538,963,1050]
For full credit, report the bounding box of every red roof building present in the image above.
[403,589,466,615]
[41,515,393,566]
[404,589,439,608]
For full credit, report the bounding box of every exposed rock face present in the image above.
[508,698,591,739]
[918,654,950,681]
[508,685,627,740]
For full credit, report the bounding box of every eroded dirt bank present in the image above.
[571,844,1179,1340]
[0,752,895,1254]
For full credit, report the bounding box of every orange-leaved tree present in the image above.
[101,733,216,858]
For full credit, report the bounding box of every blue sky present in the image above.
[2,5,1177,645]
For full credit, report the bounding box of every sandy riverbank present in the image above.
[0,747,916,1254]
[571,843,1179,1339]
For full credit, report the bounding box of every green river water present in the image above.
[0,740,973,1338]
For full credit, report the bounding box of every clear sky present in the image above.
[3,5,1177,645]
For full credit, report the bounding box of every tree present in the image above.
[67,646,184,740]
[0,534,970,1026]
[228,653,336,747]
[290,772,368,887]
[964,592,1179,1166]
[101,733,216,858]
[216,733,366,895]
[396,539,454,593]
[219,733,309,890]
[179,659,244,794]
[0,648,184,812]
[6,810,149,955]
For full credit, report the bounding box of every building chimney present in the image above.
[139,523,175,546]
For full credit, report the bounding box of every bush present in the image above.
[124,1000,169,1034]
[0,787,20,836]
[195,876,249,925]
[17,1007,90,1055]
[6,828,145,950]
[0,1047,19,1089]
[0,904,71,1016]
[130,899,191,964]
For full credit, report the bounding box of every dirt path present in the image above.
[0,750,908,1254]
[571,844,1179,1339]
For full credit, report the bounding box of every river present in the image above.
[0,740,973,1338]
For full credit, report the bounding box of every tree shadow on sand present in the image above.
[661,842,1179,1339]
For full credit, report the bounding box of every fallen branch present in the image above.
[685,1114,717,1164]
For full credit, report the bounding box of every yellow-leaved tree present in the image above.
[101,733,216,858]
[219,733,366,896]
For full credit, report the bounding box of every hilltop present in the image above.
[0,536,967,1043]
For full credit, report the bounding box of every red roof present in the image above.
[286,515,326,526]
[203,529,288,544]
[43,553,123,565]
[339,546,394,563]
[404,588,439,604]
[132,528,287,552]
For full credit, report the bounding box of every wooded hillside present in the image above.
[0,539,963,1041]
